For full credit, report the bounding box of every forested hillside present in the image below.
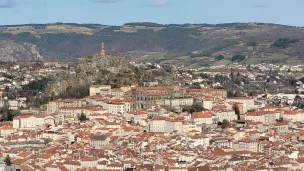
[1,22,304,66]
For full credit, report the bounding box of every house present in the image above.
[238,138,258,152]
[226,97,255,112]
[13,115,54,130]
[187,166,212,171]
[156,97,194,110]
[0,125,15,137]
[8,98,27,110]
[213,109,237,122]
[108,102,126,114]
[38,153,54,165]
[209,137,232,148]
[90,135,110,149]
[63,160,81,170]
[148,116,183,133]
[90,85,111,96]
[228,156,256,165]
[283,110,304,122]
[105,164,124,170]
[183,122,202,135]
[191,111,215,125]
[111,88,125,98]
[203,98,213,110]
[245,111,276,125]
[80,156,98,168]
[4,164,22,171]
[189,135,210,148]
[99,100,130,114]
[46,99,85,114]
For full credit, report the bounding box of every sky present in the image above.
[0,0,303,26]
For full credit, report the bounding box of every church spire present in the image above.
[100,42,106,56]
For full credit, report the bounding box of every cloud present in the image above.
[94,0,122,3]
[254,4,266,8]
[148,0,169,7]
[0,0,20,8]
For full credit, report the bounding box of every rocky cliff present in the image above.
[0,39,42,62]
[47,55,154,98]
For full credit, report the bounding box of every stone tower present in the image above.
[100,42,106,56]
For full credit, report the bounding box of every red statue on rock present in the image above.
[100,42,106,56]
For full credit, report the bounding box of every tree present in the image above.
[214,75,230,85]
[75,67,81,74]
[78,113,88,122]
[227,91,234,98]
[199,73,209,79]
[0,100,14,122]
[249,92,254,96]
[276,117,283,122]
[58,84,90,99]
[231,55,246,62]
[234,91,242,97]
[272,38,299,49]
[295,89,299,94]
[232,104,241,120]
[213,86,224,89]
[221,119,231,129]
[4,86,9,92]
[4,155,12,166]
[44,138,51,145]
[182,102,205,114]
[215,55,224,61]
[247,41,257,46]
[23,77,53,92]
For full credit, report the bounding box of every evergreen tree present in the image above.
[295,89,299,94]
[227,91,234,98]
[4,155,12,166]
[0,100,14,122]
[182,102,205,114]
[78,113,88,122]
[221,119,231,129]
[232,104,241,120]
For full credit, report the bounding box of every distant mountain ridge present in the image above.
[0,22,304,66]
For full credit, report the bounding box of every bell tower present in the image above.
[100,42,106,56]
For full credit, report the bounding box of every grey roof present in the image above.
[5,164,22,171]
[91,135,107,141]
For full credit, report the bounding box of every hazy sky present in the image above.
[0,0,303,26]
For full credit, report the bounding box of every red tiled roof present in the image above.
[192,111,213,118]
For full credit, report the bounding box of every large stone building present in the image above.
[245,111,277,125]
[148,116,183,133]
[226,97,255,113]
[13,115,54,130]
[46,99,86,114]
[131,86,227,110]
[89,85,111,96]
[156,97,194,111]
[90,135,110,149]
[131,86,187,110]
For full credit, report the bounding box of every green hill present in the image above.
[1,22,304,66]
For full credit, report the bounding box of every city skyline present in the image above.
[0,0,304,26]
